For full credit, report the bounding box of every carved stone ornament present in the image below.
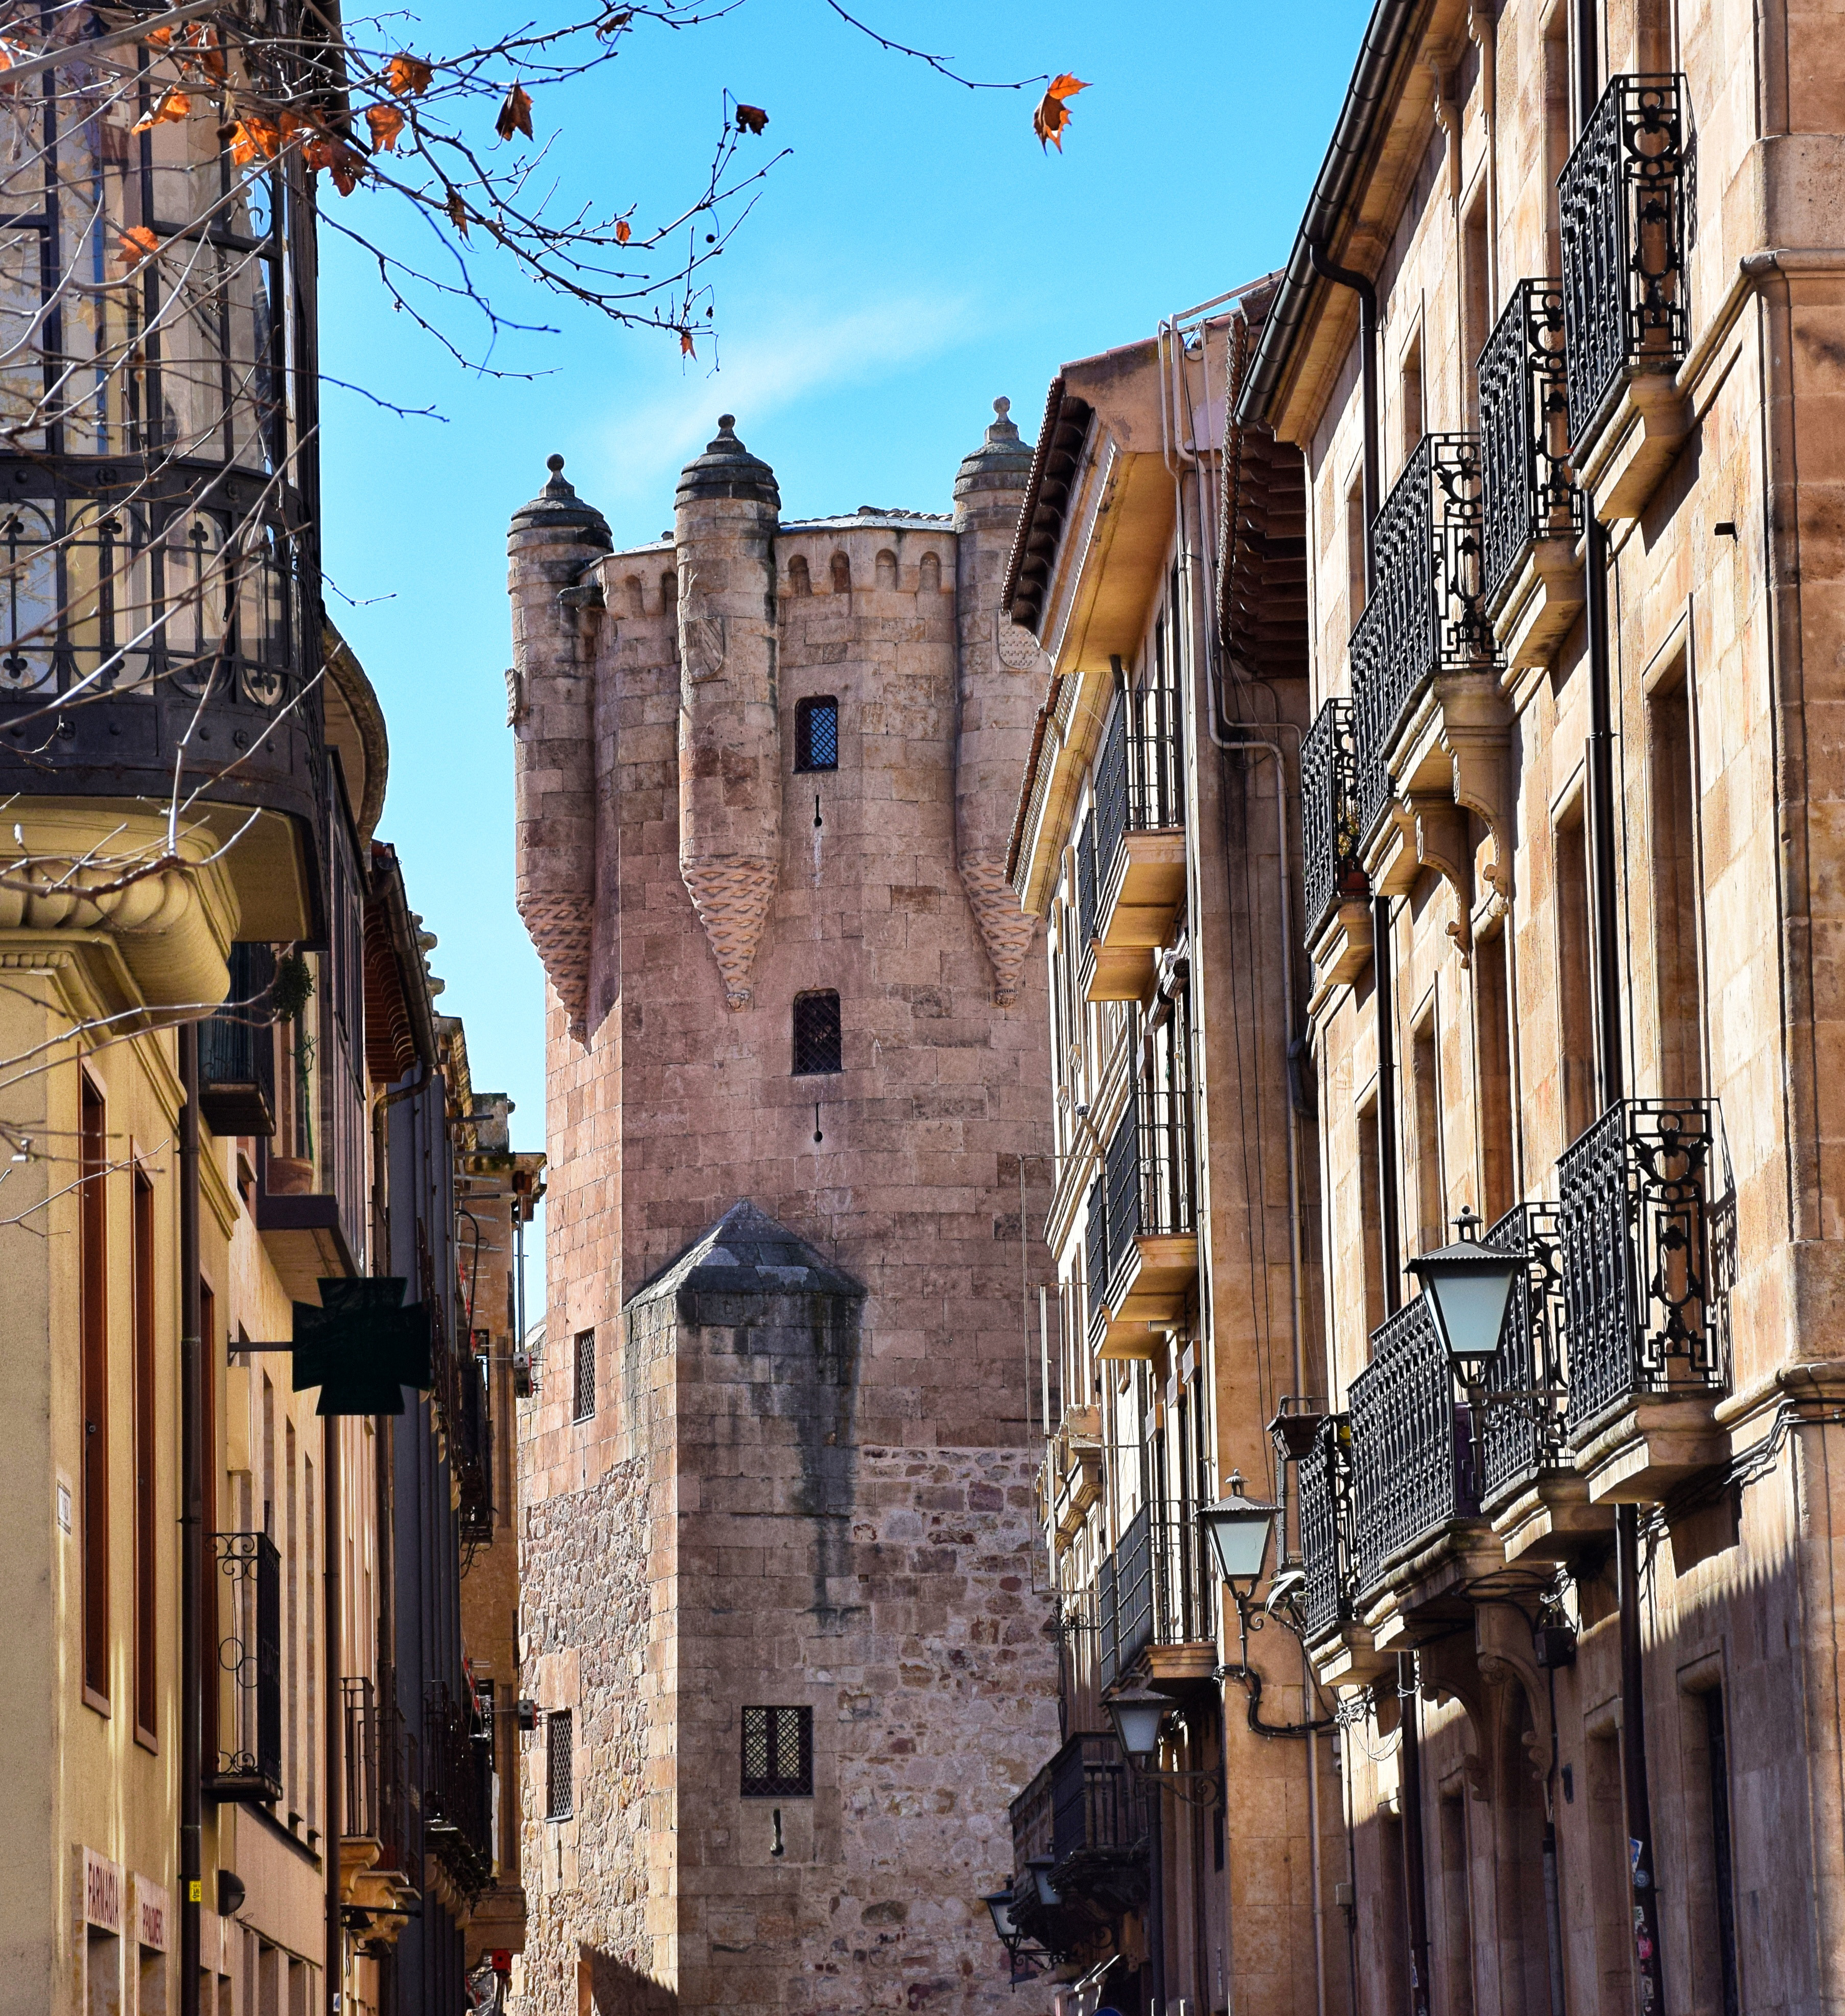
[960,852,1038,1006]
[681,854,778,1010]
[518,892,593,1040]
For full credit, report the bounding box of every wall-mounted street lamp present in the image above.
[1405,1208,1523,1374]
[1104,1689,1223,1809]
[980,1886,1052,1985]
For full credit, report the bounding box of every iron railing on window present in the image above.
[1085,1177,1109,1322]
[1478,281,1582,610]
[199,942,277,1137]
[207,1532,282,1803]
[1350,434,1498,839]
[1301,697,1362,941]
[1099,1083,1198,1308]
[424,1682,495,1895]
[1558,74,1692,448]
[1092,678,1185,901]
[342,1676,418,1878]
[1558,1098,1733,1436]
[1289,1415,1356,1644]
[455,1342,494,1545]
[1076,807,1100,957]
[1348,1298,1481,1594]
[1477,1201,1572,1503]
[1096,1499,1214,1688]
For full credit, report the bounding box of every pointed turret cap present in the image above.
[953,397,1035,502]
[509,453,612,549]
[625,1199,864,1312]
[675,415,781,511]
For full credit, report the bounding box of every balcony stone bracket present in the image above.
[1493,536,1587,674]
[1577,369,1693,526]
[1486,1471,1615,1565]
[1382,674,1514,961]
[1307,1621,1394,1693]
[1362,1522,1507,1653]
[1571,1392,1729,1504]
[1307,900,1374,1025]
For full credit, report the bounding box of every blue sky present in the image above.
[317,0,1370,1280]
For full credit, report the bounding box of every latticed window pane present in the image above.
[572,1329,596,1423]
[741,1705,812,1797]
[792,992,842,1077]
[795,696,838,772]
[546,1710,573,1819]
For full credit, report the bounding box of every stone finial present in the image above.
[953,395,1035,503]
[676,414,780,510]
[508,451,613,549]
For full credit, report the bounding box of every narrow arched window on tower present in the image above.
[830,551,851,595]
[792,990,842,1076]
[795,696,838,773]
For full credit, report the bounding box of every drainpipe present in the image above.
[1619,1508,1667,2009]
[1148,1780,1167,2016]
[326,1421,343,2013]
[1397,1653,1432,2016]
[1585,517,1623,1109]
[1374,893,1403,1311]
[1306,244,1379,593]
[179,1022,202,2016]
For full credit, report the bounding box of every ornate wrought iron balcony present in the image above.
[1478,282,1582,611]
[1006,1732,1146,1961]
[342,1675,419,1886]
[1302,696,1362,943]
[1558,1098,1734,1438]
[1558,75,1691,449]
[1477,1201,1571,1504]
[206,1531,282,1805]
[1090,1080,1198,1354]
[424,1682,496,1896]
[1348,1297,1481,1594]
[1096,1499,1215,1689]
[1349,434,1498,840]
[1290,1413,1357,1645]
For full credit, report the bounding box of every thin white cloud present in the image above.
[587,290,973,515]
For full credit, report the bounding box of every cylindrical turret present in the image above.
[507,453,611,1039]
[953,398,1041,1006]
[673,416,783,1010]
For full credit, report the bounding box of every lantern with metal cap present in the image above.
[1197,1469,1280,1591]
[1406,1208,1523,1373]
[1105,1688,1171,1764]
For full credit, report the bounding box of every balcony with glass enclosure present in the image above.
[1557,74,1694,518]
[1478,281,1584,669]
[1558,1098,1733,1501]
[1348,435,1509,945]
[1082,675,1185,1002]
[0,18,329,986]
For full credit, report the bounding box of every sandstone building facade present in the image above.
[505,410,1060,2013]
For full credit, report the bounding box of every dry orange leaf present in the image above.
[495,83,533,142]
[680,331,696,357]
[226,115,280,167]
[734,103,768,135]
[615,219,632,245]
[131,87,191,134]
[446,191,470,239]
[329,151,363,197]
[145,26,173,47]
[386,54,433,98]
[365,103,405,153]
[1033,73,1089,152]
[186,25,226,83]
[118,225,160,268]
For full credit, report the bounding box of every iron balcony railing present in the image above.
[1050,1732,1140,1864]
[1097,1082,1198,1311]
[1477,1201,1572,1503]
[1096,1499,1215,1689]
[1348,1297,1481,1594]
[424,1682,495,1895]
[199,942,278,1138]
[1558,74,1692,448]
[1350,433,1498,839]
[1558,1098,1734,1435]
[1290,1415,1357,1644]
[1092,677,1185,900]
[207,1532,282,1804]
[1007,1732,1146,1951]
[1301,696,1362,942]
[342,1676,418,1879]
[1478,281,1583,609]
[455,1340,494,1545]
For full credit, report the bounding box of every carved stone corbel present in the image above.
[1408,795,1476,964]
[1474,1601,1553,1779]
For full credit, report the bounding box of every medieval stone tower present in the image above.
[505,405,1059,2015]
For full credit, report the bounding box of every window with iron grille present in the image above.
[795,697,838,772]
[741,1705,812,1797]
[792,992,842,1076]
[546,1709,573,1819]
[572,1329,596,1423]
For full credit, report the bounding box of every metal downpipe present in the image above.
[179,1023,202,2016]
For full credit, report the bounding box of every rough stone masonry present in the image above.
[505,404,1061,2014]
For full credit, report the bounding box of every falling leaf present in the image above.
[131,87,191,135]
[495,83,532,142]
[1032,73,1089,152]
[615,219,632,244]
[680,330,696,357]
[734,102,768,135]
[385,53,433,99]
[446,190,471,239]
[364,103,405,153]
[117,225,161,268]
[597,8,634,34]
[225,115,280,167]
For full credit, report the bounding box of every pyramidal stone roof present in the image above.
[625,1200,864,1309]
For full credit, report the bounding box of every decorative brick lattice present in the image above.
[517,892,593,1038]
[961,852,1039,1007]
[681,854,778,1010]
